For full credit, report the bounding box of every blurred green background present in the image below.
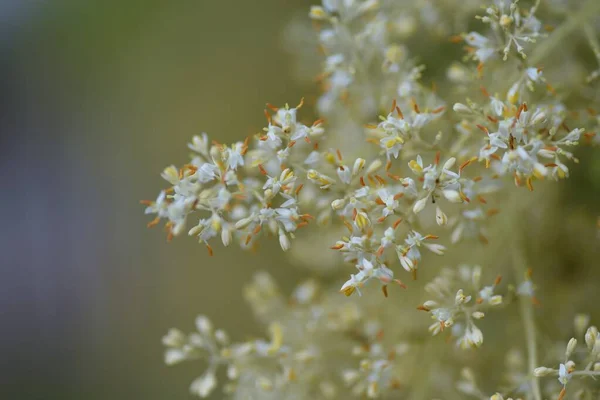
[2,1,313,398]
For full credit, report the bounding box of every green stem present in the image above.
[512,239,542,400]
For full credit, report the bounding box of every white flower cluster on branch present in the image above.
[141,0,600,398]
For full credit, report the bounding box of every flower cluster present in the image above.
[142,0,600,398]
[535,318,600,400]
[419,265,504,348]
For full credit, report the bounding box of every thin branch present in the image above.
[512,241,542,400]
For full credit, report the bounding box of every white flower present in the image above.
[188,133,210,155]
[195,315,213,334]
[558,363,572,385]
[276,206,300,232]
[459,324,483,349]
[165,348,187,365]
[196,162,219,183]
[377,189,399,217]
[465,32,496,62]
[279,229,291,251]
[226,142,245,170]
[413,197,428,214]
[190,371,217,397]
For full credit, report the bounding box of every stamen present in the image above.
[147,217,160,228]
[480,86,490,97]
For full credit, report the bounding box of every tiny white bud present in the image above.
[227,365,239,380]
[352,158,366,175]
[165,349,186,365]
[453,103,472,114]
[443,189,463,203]
[162,328,186,347]
[566,338,577,359]
[195,315,213,334]
[413,197,428,214]
[442,157,456,170]
[279,231,291,251]
[337,165,352,184]
[585,326,598,350]
[221,226,232,247]
[489,295,503,305]
[531,111,546,125]
[472,311,485,319]
[436,206,448,226]
[331,198,346,210]
[235,216,254,230]
[215,329,229,345]
[309,5,329,20]
[366,159,383,175]
[264,188,275,200]
[533,367,554,377]
[188,224,203,236]
[423,300,438,309]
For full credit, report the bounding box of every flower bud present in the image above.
[309,5,329,20]
[221,226,232,246]
[279,231,291,251]
[436,206,448,226]
[443,189,463,203]
[162,328,186,347]
[533,367,554,377]
[331,198,346,210]
[423,300,438,309]
[472,311,485,319]
[413,197,428,214]
[442,157,456,170]
[453,103,472,114]
[352,158,366,175]
[366,159,383,175]
[234,216,254,230]
[566,338,577,359]
[531,111,546,125]
[195,315,213,334]
[337,165,351,184]
[585,326,598,350]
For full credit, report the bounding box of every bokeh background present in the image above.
[1,1,314,398]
